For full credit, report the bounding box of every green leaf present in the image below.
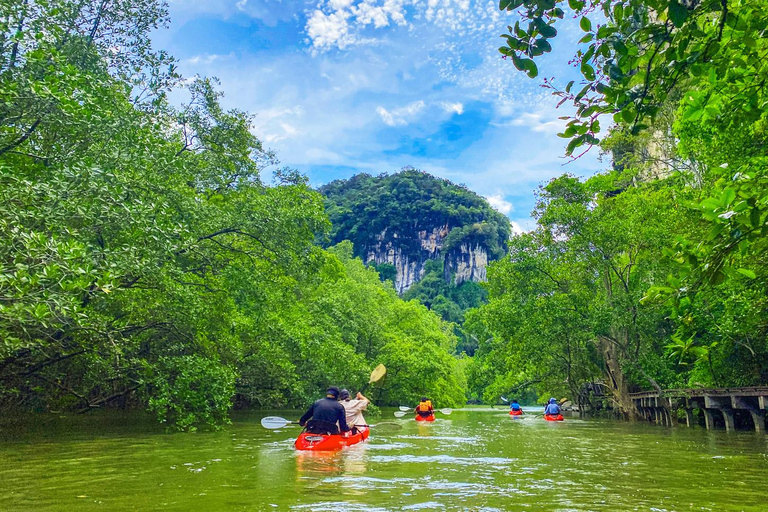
[736,268,756,279]
[722,187,736,206]
[668,0,688,28]
[579,17,592,32]
[499,0,523,10]
[535,18,557,38]
[581,62,596,81]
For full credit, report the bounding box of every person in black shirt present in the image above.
[299,386,350,435]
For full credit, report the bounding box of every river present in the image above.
[1,407,767,511]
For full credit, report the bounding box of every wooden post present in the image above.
[722,409,735,432]
[685,409,695,427]
[703,408,715,430]
[750,410,765,433]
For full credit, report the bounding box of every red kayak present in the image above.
[544,414,564,421]
[415,414,435,422]
[509,410,523,416]
[294,427,369,451]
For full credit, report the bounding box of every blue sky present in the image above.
[155,0,607,232]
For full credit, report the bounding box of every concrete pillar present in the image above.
[722,409,735,432]
[703,409,716,430]
[750,410,765,433]
[685,409,695,427]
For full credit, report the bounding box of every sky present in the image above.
[154,0,608,232]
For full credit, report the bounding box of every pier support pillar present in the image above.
[722,409,735,432]
[703,409,716,430]
[750,410,765,433]
[685,409,695,427]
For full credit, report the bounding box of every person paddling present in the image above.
[299,386,350,435]
[543,397,561,418]
[414,397,434,419]
[509,399,523,415]
[340,389,369,434]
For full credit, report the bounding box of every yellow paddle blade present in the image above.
[369,364,386,384]
[558,398,569,405]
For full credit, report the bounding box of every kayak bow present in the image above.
[415,414,435,422]
[544,414,564,421]
[294,427,370,451]
[509,410,523,416]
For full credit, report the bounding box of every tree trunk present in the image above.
[600,335,638,420]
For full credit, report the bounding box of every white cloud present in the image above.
[509,221,525,235]
[441,101,464,115]
[486,194,513,215]
[305,0,499,52]
[306,8,356,51]
[510,112,567,134]
[376,100,426,126]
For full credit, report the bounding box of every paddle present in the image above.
[500,396,509,403]
[360,363,386,393]
[262,365,387,430]
[261,416,300,429]
[261,416,400,431]
[394,407,452,416]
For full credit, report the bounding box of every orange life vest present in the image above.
[416,400,433,412]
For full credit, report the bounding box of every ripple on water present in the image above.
[366,442,413,451]
[370,454,514,466]
[393,435,479,444]
[290,502,389,511]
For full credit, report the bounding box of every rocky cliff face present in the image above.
[365,225,489,294]
[445,243,488,285]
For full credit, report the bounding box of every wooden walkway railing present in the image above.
[629,387,768,432]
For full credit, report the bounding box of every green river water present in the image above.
[1,408,767,511]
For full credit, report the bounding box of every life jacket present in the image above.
[416,400,433,412]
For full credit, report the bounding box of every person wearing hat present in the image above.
[543,397,561,417]
[339,389,369,434]
[298,386,350,435]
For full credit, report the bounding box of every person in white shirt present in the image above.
[339,389,369,434]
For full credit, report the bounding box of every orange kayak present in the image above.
[294,427,370,451]
[415,414,435,422]
[509,410,523,416]
[544,414,564,421]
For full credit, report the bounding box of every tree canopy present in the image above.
[466,0,768,410]
[0,0,466,428]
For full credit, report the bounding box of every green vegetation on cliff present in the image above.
[320,170,511,337]
[320,169,511,262]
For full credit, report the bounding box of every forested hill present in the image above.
[319,170,512,296]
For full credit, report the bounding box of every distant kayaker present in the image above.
[340,389,369,434]
[415,397,434,418]
[543,397,561,417]
[299,386,350,435]
[510,399,523,414]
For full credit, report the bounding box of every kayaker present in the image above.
[415,397,434,419]
[543,397,561,417]
[510,399,523,414]
[340,389,369,434]
[299,386,350,435]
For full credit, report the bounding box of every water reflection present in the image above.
[1,410,768,511]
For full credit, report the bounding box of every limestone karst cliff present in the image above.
[364,225,490,293]
[320,169,510,294]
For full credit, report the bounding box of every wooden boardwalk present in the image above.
[630,387,768,432]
